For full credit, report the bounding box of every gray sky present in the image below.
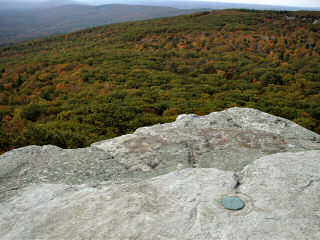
[2,0,320,8]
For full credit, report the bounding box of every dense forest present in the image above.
[1,9,320,153]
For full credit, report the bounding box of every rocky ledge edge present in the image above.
[0,107,319,239]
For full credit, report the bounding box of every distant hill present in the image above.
[0,4,201,46]
[0,0,78,10]
[83,0,320,11]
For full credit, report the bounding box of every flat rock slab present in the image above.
[2,107,319,202]
[0,107,320,239]
[0,151,319,239]
[93,107,320,173]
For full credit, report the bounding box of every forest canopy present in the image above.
[1,9,320,153]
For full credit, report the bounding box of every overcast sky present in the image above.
[3,0,320,8]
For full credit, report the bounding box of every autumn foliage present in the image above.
[0,10,320,153]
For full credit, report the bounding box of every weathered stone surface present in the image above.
[1,108,319,202]
[0,145,129,201]
[93,107,320,172]
[0,151,319,239]
[0,107,319,239]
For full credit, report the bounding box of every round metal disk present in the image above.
[221,196,245,210]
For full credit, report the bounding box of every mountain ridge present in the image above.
[0,3,202,46]
[79,1,320,11]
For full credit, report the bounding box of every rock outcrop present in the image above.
[0,107,319,239]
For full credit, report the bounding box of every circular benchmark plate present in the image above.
[221,196,245,210]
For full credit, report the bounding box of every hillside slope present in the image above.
[0,4,201,46]
[0,9,320,153]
